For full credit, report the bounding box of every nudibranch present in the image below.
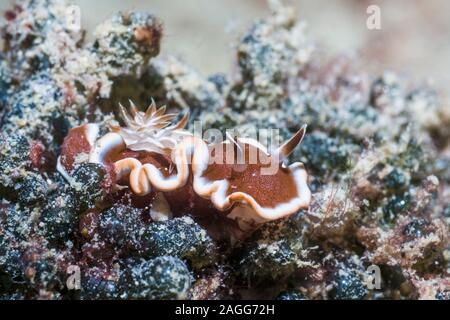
[57,101,311,225]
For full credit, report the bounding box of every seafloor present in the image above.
[0,0,449,300]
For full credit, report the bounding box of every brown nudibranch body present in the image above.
[57,102,311,225]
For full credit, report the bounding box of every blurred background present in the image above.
[1,0,450,87]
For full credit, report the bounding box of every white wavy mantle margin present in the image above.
[57,124,311,223]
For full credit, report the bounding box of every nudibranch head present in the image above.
[192,126,311,224]
[57,101,311,227]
